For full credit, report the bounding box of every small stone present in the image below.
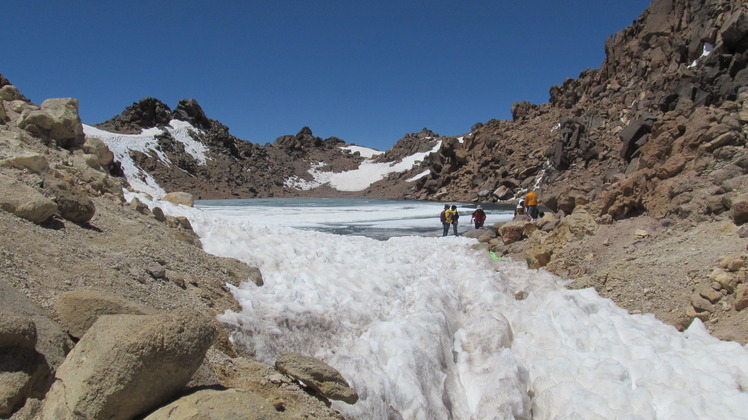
[697,284,722,303]
[514,291,528,301]
[272,398,285,411]
[720,254,745,272]
[146,262,166,279]
[735,284,748,311]
[151,207,166,222]
[176,216,193,230]
[267,374,286,384]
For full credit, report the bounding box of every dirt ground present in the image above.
[534,214,748,344]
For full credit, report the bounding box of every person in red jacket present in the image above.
[471,205,486,229]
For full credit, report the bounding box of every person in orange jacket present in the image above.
[525,190,539,220]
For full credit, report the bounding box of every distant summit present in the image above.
[95,97,211,134]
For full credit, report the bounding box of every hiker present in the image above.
[525,190,539,221]
[514,200,525,216]
[471,205,486,229]
[449,205,460,236]
[440,204,451,236]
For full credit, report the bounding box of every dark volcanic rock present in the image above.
[95,97,173,134]
[273,127,345,154]
[173,98,211,130]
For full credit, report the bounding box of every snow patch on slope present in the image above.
[83,120,207,198]
[286,141,442,191]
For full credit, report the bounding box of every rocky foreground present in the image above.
[0,76,348,419]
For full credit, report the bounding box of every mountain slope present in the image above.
[88,98,441,200]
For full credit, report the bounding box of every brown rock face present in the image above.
[40,309,218,420]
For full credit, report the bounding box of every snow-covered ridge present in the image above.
[86,120,440,196]
[83,120,207,198]
[285,141,442,192]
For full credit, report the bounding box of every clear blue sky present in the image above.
[4,1,651,151]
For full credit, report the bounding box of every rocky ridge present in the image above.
[413,0,748,342]
[93,98,390,200]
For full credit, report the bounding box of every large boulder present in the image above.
[40,308,218,420]
[730,193,748,225]
[0,314,37,350]
[274,352,358,404]
[143,389,283,420]
[0,314,49,417]
[719,9,748,53]
[43,180,96,223]
[0,280,72,371]
[619,116,656,161]
[81,136,115,169]
[17,109,55,139]
[553,206,598,241]
[0,174,57,224]
[0,153,50,174]
[40,98,85,149]
[53,289,154,339]
[161,192,195,207]
[499,220,529,245]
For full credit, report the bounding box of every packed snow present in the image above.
[95,123,748,419]
[83,120,208,198]
[689,42,714,68]
[137,195,748,420]
[340,145,383,159]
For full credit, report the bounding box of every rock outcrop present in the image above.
[0,314,49,417]
[274,352,358,405]
[53,289,155,339]
[40,309,218,420]
[144,388,284,420]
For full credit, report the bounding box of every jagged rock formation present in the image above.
[409,0,748,337]
[414,0,747,220]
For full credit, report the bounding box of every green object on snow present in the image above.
[489,252,507,261]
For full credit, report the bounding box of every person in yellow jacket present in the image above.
[525,190,539,220]
[448,205,460,235]
[440,204,451,236]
